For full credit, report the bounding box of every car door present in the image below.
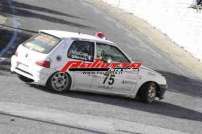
[92,43,139,95]
[66,40,96,91]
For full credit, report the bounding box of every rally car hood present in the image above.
[140,65,162,76]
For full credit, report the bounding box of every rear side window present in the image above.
[23,33,60,54]
[67,40,94,62]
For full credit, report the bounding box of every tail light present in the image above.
[36,60,50,68]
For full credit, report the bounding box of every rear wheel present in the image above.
[138,82,157,103]
[47,72,71,93]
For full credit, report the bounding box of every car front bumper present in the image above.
[157,84,168,99]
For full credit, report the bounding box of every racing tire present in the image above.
[47,72,71,93]
[138,82,157,103]
[17,74,33,83]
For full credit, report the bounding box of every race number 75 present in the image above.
[103,74,115,85]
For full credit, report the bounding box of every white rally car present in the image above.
[10,30,167,103]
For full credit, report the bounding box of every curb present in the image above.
[0,102,188,134]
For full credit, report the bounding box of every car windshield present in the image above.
[23,33,60,54]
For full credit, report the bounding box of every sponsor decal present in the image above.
[60,59,142,72]
[60,59,142,87]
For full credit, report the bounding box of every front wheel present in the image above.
[47,72,71,93]
[138,82,157,103]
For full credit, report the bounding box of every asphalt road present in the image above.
[0,113,98,134]
[0,0,202,133]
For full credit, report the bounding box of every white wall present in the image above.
[102,0,202,60]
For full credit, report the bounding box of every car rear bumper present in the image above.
[10,55,53,86]
[157,84,168,99]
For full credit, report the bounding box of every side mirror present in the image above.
[131,57,136,62]
[131,57,141,62]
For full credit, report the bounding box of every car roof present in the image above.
[40,30,114,45]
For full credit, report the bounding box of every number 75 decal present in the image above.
[103,74,115,85]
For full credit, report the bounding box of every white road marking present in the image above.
[0,16,7,25]
[0,102,188,134]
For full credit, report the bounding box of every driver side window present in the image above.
[96,43,130,63]
[67,40,94,62]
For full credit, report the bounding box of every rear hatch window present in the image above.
[23,33,61,54]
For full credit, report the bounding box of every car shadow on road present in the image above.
[157,70,202,98]
[0,1,92,29]
[31,84,202,122]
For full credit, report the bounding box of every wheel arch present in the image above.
[45,71,72,87]
[135,81,160,98]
